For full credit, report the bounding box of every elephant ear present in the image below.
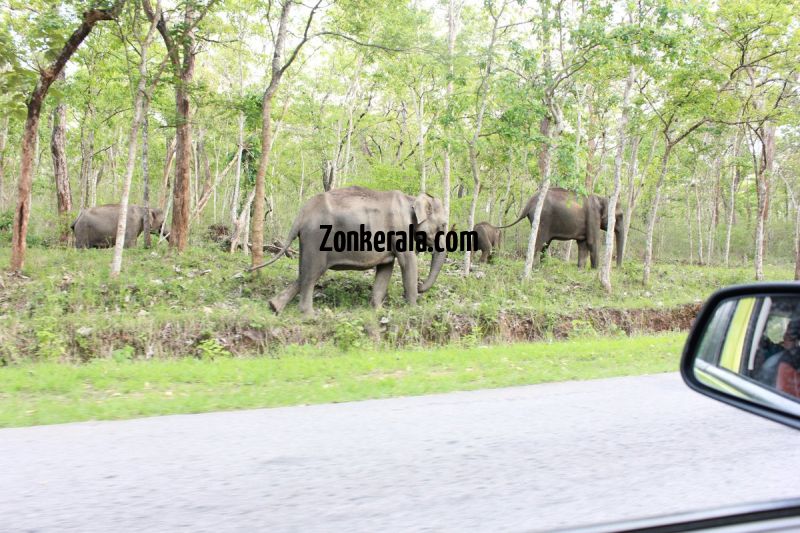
[412,194,432,225]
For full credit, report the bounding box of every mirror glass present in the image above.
[693,295,800,416]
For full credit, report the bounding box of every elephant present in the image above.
[474,222,502,263]
[71,204,166,249]
[500,188,624,269]
[257,186,448,316]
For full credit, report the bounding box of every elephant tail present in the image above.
[243,217,302,274]
[497,209,529,230]
[70,212,83,231]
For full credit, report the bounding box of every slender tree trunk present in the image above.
[417,81,426,193]
[79,108,95,210]
[229,112,245,237]
[251,97,273,267]
[142,108,151,247]
[11,5,121,272]
[111,9,158,277]
[725,130,742,266]
[600,65,634,292]
[643,144,672,285]
[50,72,72,245]
[442,0,461,223]
[687,191,694,264]
[0,116,8,209]
[695,181,704,265]
[159,136,176,210]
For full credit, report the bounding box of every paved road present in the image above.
[2,373,799,532]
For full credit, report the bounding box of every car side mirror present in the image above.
[681,282,800,430]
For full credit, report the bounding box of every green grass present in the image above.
[0,332,686,427]
[0,244,791,362]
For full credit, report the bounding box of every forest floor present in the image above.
[0,244,793,426]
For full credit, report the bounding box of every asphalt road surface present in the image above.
[3,373,799,532]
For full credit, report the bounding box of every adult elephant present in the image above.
[500,188,624,269]
[474,222,502,263]
[71,204,166,249]
[256,186,448,316]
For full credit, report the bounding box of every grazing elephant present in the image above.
[474,222,501,263]
[500,188,624,269]
[71,204,166,249]
[257,186,448,316]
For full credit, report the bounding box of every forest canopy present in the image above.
[0,0,799,286]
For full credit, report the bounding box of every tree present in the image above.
[9,2,125,272]
[143,0,217,252]
[250,0,322,268]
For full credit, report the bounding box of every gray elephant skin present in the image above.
[474,222,501,263]
[501,188,624,269]
[263,186,448,316]
[71,204,166,249]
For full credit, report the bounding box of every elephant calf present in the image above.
[474,222,501,263]
[71,204,166,249]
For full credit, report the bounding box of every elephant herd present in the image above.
[69,186,624,316]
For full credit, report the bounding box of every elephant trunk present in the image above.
[419,237,446,293]
[615,221,624,267]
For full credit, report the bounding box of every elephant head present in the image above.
[412,193,448,293]
[597,196,625,267]
[148,208,166,235]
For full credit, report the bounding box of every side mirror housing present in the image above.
[681,282,800,430]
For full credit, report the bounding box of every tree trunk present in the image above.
[142,108,151,247]
[442,0,461,223]
[159,136,176,210]
[0,116,8,209]
[50,72,72,245]
[111,9,158,277]
[643,144,672,285]
[11,5,121,272]
[600,65,634,292]
[724,129,742,266]
[170,69,193,251]
[79,108,95,210]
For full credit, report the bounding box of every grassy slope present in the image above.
[0,332,685,427]
[0,245,791,362]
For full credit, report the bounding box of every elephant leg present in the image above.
[533,237,548,266]
[298,263,327,317]
[269,281,300,314]
[370,262,395,308]
[577,241,589,269]
[588,242,599,269]
[480,248,489,263]
[396,252,419,305]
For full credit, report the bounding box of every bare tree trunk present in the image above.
[0,116,8,209]
[142,108,152,247]
[159,136,176,210]
[111,7,159,277]
[462,0,502,276]
[724,130,742,266]
[752,122,775,281]
[50,72,72,245]
[251,0,321,269]
[643,144,672,285]
[10,5,121,272]
[600,65,634,292]
[687,190,694,264]
[417,79,426,193]
[442,0,462,223]
[696,181,705,264]
[79,107,95,210]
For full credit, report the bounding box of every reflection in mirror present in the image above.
[694,295,800,416]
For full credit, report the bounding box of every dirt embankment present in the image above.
[2,302,701,363]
